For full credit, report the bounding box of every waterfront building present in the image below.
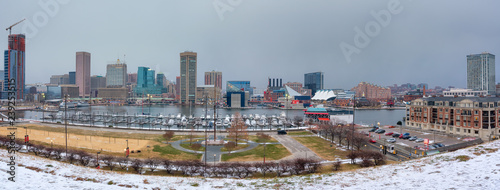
[180,51,197,104]
[175,76,180,100]
[467,52,496,95]
[196,85,221,102]
[443,88,487,97]
[204,70,222,89]
[98,87,128,100]
[90,75,106,96]
[76,51,91,97]
[227,91,249,108]
[134,67,161,96]
[3,34,25,99]
[60,85,79,98]
[406,97,500,140]
[304,72,324,96]
[106,61,127,87]
[227,81,252,95]
[351,82,391,102]
[404,89,424,102]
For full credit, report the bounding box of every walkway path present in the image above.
[271,134,323,161]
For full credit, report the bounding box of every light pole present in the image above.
[96,151,101,169]
[213,154,216,165]
[64,94,68,155]
[351,94,355,153]
[263,142,266,164]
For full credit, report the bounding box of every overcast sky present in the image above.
[1,0,499,90]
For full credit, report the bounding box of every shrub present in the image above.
[191,143,202,150]
[332,161,342,171]
[131,159,144,174]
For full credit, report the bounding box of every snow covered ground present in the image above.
[1,140,499,189]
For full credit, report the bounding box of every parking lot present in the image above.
[359,125,465,149]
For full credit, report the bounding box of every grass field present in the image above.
[220,144,249,152]
[286,131,313,136]
[179,143,205,151]
[153,144,202,160]
[221,144,291,162]
[293,136,349,160]
[247,135,279,143]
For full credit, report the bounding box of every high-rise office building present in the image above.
[304,72,324,96]
[175,76,180,100]
[106,62,127,87]
[467,52,496,95]
[76,51,91,97]
[3,34,25,99]
[134,67,161,95]
[90,75,106,96]
[127,73,137,85]
[180,51,197,104]
[204,70,222,89]
[69,71,76,84]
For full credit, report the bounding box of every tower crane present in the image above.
[5,18,26,35]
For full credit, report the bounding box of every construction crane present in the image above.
[5,18,26,35]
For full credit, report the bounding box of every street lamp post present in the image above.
[213,154,216,165]
[96,151,101,169]
[64,94,68,155]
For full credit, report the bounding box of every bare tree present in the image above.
[163,131,175,144]
[224,141,236,154]
[162,159,173,174]
[66,150,78,164]
[228,112,248,146]
[30,144,43,156]
[145,158,160,172]
[293,116,303,127]
[351,133,368,151]
[347,151,358,164]
[332,160,342,171]
[77,151,92,166]
[41,147,53,158]
[117,157,129,170]
[131,159,144,174]
[52,148,64,160]
[256,133,271,143]
[101,155,116,171]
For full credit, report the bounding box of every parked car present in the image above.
[360,131,369,136]
[385,132,394,136]
[415,138,424,142]
[434,143,445,147]
[387,138,396,143]
[375,129,386,134]
[388,125,396,128]
[403,133,410,136]
[277,130,287,135]
[402,135,411,139]
[392,133,400,138]
[369,128,377,132]
[409,136,418,141]
[369,139,377,143]
[399,134,404,139]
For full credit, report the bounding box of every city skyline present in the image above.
[1,1,500,90]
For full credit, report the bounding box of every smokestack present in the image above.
[280,79,282,87]
[268,78,271,87]
[273,79,276,87]
[423,85,426,97]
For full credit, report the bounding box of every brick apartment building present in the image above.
[351,82,391,102]
[406,97,500,140]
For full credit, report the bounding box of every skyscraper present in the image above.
[204,70,222,89]
[180,51,197,104]
[467,52,496,95]
[106,62,127,87]
[76,51,91,97]
[4,34,25,99]
[69,71,76,84]
[134,67,161,95]
[304,72,324,96]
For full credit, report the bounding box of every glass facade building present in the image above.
[304,72,324,96]
[467,53,496,95]
[180,51,197,104]
[3,34,25,99]
[106,63,127,87]
[134,67,161,96]
[227,81,252,95]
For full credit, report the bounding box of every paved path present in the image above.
[170,135,260,163]
[271,134,323,161]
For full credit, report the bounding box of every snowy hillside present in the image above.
[1,140,499,189]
